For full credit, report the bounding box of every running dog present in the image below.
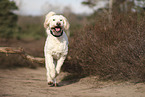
[44,11,69,86]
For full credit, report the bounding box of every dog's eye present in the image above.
[60,19,62,21]
[53,19,55,21]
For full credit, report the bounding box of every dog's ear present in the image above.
[61,15,70,30]
[44,11,56,29]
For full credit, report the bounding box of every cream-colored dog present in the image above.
[44,11,69,86]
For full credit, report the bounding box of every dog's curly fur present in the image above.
[44,11,70,86]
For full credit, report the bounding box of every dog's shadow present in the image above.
[58,73,86,87]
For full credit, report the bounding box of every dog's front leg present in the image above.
[45,54,56,83]
[56,56,66,75]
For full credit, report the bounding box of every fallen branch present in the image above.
[0,47,45,64]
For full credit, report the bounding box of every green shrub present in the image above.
[17,16,46,40]
[0,0,19,38]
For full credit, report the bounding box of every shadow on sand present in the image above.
[57,74,86,87]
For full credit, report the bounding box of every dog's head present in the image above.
[44,12,70,36]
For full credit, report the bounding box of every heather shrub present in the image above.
[64,12,145,81]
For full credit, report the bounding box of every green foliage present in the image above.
[82,0,96,8]
[0,0,19,38]
[17,16,46,40]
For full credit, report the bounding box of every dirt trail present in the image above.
[0,67,145,97]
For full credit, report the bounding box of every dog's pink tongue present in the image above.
[55,28,60,32]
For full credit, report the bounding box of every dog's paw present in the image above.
[48,81,53,85]
[50,83,59,87]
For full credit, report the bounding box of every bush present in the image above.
[17,16,46,40]
[64,12,145,82]
[0,0,19,38]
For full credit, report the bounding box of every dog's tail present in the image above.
[44,11,56,28]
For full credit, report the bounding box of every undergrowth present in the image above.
[64,12,145,82]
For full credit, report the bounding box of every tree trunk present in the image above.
[109,0,113,25]
[0,47,45,64]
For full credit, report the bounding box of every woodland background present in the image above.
[0,0,145,82]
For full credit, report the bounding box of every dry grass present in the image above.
[64,12,145,82]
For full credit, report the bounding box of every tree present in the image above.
[82,0,107,11]
[133,0,145,12]
[0,0,19,38]
[109,0,113,24]
[82,0,97,10]
[82,0,144,24]
[82,0,113,24]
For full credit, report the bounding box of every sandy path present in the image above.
[0,67,145,97]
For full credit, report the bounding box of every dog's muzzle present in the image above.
[51,22,62,33]
[50,22,63,37]
[50,30,63,37]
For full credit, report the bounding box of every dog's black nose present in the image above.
[56,22,61,26]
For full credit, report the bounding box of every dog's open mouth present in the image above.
[50,26,63,37]
[52,26,62,33]
[55,27,61,32]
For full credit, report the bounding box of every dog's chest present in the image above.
[45,35,68,59]
[51,39,66,52]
